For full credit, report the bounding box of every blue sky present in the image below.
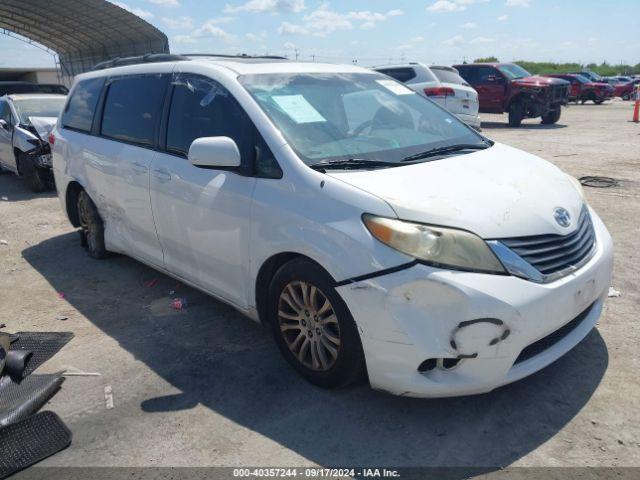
[1,0,638,68]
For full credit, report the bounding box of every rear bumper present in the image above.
[455,112,481,129]
[337,208,613,397]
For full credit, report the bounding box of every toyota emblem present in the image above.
[554,207,572,228]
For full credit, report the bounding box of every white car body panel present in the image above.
[52,57,613,397]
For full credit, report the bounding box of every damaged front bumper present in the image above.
[336,209,613,398]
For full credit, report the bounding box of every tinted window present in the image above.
[455,66,476,84]
[61,77,105,132]
[377,68,417,83]
[431,68,468,86]
[101,75,166,146]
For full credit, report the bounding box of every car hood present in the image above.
[28,116,57,140]
[513,76,569,87]
[325,143,584,239]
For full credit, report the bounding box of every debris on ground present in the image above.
[144,278,159,288]
[104,385,114,409]
[170,298,188,310]
[57,292,65,299]
[608,287,621,298]
[55,316,68,321]
[0,239,8,245]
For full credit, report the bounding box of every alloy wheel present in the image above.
[277,281,341,371]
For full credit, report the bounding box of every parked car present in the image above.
[543,74,613,104]
[603,76,632,85]
[52,55,613,398]
[0,93,67,191]
[569,71,603,82]
[454,63,569,127]
[373,63,481,130]
[0,81,68,96]
[615,79,640,100]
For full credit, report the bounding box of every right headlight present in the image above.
[363,214,506,274]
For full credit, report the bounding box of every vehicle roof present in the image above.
[5,93,67,101]
[453,63,512,67]
[81,56,373,79]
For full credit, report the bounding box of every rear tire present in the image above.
[507,101,524,127]
[541,107,561,125]
[77,190,108,259]
[594,99,604,105]
[268,258,365,388]
[19,152,48,192]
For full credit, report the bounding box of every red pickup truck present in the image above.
[454,63,570,127]
[543,74,614,104]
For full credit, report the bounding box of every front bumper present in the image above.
[337,208,613,397]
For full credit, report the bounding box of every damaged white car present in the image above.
[0,93,66,191]
[52,55,613,397]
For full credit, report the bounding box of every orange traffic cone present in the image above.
[634,86,640,123]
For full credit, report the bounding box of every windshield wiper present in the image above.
[310,158,401,171]
[400,143,491,163]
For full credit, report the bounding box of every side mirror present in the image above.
[0,119,9,130]
[188,136,241,169]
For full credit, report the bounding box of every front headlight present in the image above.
[363,214,506,274]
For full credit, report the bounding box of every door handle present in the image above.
[152,168,171,182]
[132,162,148,174]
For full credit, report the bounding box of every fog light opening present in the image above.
[418,358,437,372]
[418,357,462,373]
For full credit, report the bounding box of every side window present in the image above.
[0,101,12,125]
[166,74,281,177]
[456,66,477,84]
[377,68,417,83]
[101,75,167,147]
[477,67,500,84]
[61,77,105,132]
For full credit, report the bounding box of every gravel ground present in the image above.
[0,99,638,474]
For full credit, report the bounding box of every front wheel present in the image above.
[541,107,561,125]
[77,191,108,259]
[507,101,524,127]
[268,258,365,388]
[19,152,49,192]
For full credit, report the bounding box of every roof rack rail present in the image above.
[92,54,190,71]
[181,53,288,60]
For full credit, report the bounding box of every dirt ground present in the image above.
[0,99,638,473]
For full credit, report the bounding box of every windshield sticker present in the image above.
[376,79,414,95]
[272,95,326,123]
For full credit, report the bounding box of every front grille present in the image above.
[514,302,595,365]
[498,207,596,276]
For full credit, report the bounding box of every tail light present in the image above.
[48,133,55,145]
[424,87,455,97]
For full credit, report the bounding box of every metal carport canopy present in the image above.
[0,0,169,80]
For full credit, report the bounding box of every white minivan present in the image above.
[52,55,613,397]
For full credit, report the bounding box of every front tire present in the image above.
[19,152,49,192]
[77,191,108,259]
[541,107,561,124]
[507,101,524,127]
[268,258,365,388]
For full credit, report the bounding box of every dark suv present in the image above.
[454,63,570,127]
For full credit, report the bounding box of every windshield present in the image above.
[13,97,66,123]
[497,64,531,79]
[240,72,483,166]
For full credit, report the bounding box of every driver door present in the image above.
[475,66,506,113]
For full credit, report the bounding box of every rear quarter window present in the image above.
[61,77,105,132]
